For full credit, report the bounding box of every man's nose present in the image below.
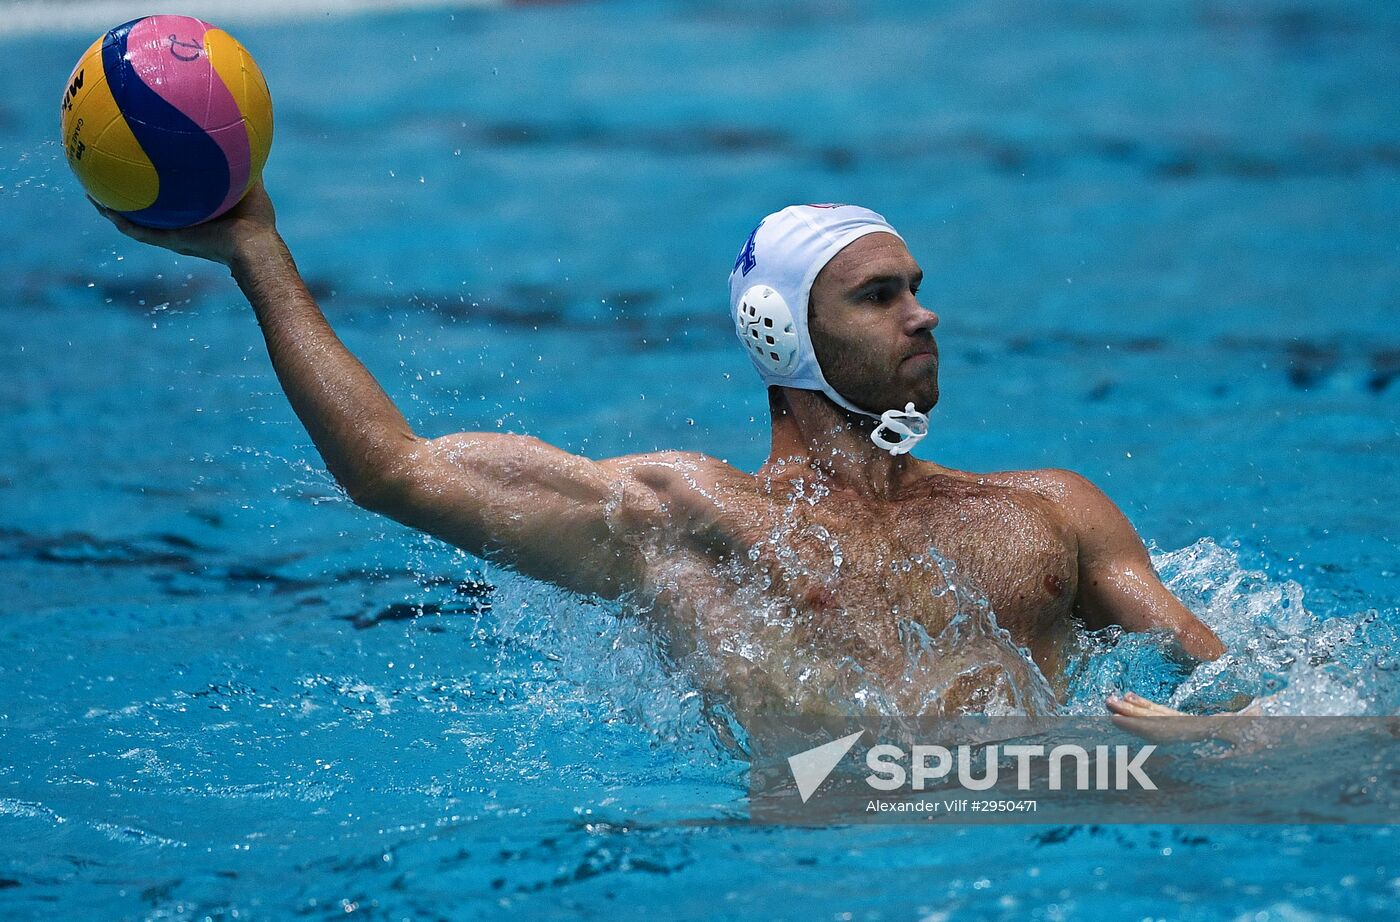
[905,299,939,335]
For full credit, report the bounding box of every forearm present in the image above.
[1108,586,1226,662]
[1167,618,1227,662]
[230,231,415,501]
[1079,565,1227,662]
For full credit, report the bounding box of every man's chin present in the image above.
[849,376,938,415]
[901,376,938,414]
[883,388,937,415]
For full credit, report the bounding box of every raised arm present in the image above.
[92,185,673,598]
[1038,469,1226,662]
[94,185,414,501]
[361,434,687,597]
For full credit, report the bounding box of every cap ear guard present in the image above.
[736,285,799,376]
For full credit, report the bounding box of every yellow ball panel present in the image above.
[205,29,275,180]
[60,37,103,156]
[63,62,159,213]
[60,36,102,132]
[79,146,162,214]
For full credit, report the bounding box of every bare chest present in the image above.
[646,478,1080,677]
[774,487,1076,646]
[903,487,1080,649]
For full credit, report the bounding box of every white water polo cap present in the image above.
[729,203,930,456]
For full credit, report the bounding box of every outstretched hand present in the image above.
[89,181,278,266]
[1106,691,1267,744]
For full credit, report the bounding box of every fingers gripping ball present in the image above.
[60,16,274,229]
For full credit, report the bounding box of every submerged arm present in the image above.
[1043,469,1226,662]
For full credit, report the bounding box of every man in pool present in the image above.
[93,188,1226,721]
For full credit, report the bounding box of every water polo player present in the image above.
[92,189,1234,721]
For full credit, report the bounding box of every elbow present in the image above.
[1194,632,1228,662]
[331,437,425,514]
[344,476,397,513]
[338,456,418,516]
[343,466,418,516]
[1171,626,1227,663]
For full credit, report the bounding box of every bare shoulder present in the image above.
[601,450,744,488]
[980,467,1099,502]
[598,450,753,525]
[985,467,1149,564]
[972,467,1125,529]
[935,465,1078,497]
[600,450,750,501]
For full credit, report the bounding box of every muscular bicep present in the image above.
[367,433,656,598]
[1044,470,1226,662]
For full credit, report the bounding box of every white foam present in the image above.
[0,0,504,39]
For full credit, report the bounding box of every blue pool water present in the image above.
[2,0,1399,918]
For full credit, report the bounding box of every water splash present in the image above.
[483,567,723,762]
[484,532,1397,740]
[644,536,1061,727]
[1063,537,1399,715]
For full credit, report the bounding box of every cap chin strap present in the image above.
[870,403,929,456]
[821,388,930,456]
[818,381,931,457]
